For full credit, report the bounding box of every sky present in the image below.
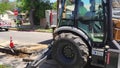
[50,0,57,3]
[9,0,15,2]
[9,0,57,3]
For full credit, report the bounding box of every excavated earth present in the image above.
[0,44,48,68]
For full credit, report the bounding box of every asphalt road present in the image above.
[0,30,53,45]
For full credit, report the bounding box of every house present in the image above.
[0,10,16,27]
[41,10,57,28]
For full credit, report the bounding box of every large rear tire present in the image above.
[52,33,89,68]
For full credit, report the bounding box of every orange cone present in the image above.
[9,36,14,48]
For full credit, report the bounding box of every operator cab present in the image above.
[58,0,107,44]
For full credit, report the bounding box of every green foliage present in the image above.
[16,0,30,12]
[52,2,57,10]
[38,1,51,18]
[17,0,51,18]
[0,2,12,14]
[16,0,51,25]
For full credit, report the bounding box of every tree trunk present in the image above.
[29,9,35,28]
[29,0,40,27]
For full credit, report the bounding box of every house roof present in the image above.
[6,10,14,15]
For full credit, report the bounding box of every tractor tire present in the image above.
[52,33,89,68]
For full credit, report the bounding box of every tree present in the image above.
[0,2,12,14]
[52,2,57,10]
[17,0,51,26]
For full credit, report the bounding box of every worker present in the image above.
[77,1,89,32]
[85,0,102,33]
[78,1,88,17]
[67,0,75,5]
[64,0,75,18]
[15,18,21,30]
[85,6,95,18]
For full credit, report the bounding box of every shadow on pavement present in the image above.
[38,39,53,45]
[38,59,101,68]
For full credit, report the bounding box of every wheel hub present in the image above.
[63,45,75,59]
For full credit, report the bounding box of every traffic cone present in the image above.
[9,36,14,48]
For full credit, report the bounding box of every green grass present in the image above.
[10,23,54,33]
[35,28,52,33]
[10,27,53,33]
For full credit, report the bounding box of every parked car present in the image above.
[0,20,11,31]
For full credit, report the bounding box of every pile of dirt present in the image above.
[0,44,48,68]
[0,52,27,68]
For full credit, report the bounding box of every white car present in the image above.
[0,20,11,31]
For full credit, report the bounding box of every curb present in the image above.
[9,28,52,33]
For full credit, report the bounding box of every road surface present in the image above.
[0,30,52,45]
